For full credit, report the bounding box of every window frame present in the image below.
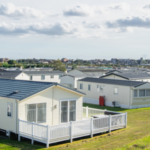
[139,89,146,97]
[60,99,77,124]
[134,90,138,97]
[114,87,118,95]
[26,102,47,123]
[41,75,45,80]
[80,83,83,90]
[7,102,13,118]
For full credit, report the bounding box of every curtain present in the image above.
[61,101,68,123]
[27,104,36,122]
[37,103,46,123]
[146,89,150,96]
[139,90,145,97]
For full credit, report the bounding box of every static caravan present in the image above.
[77,77,150,109]
[0,78,84,135]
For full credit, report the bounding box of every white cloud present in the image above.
[0,3,49,19]
[63,5,93,17]
[143,3,150,9]
[0,22,82,36]
[109,3,130,11]
[106,16,150,29]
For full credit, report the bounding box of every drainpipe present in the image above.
[52,87,54,125]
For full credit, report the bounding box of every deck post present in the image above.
[18,119,20,141]
[109,115,111,133]
[91,118,93,138]
[86,106,88,118]
[125,112,127,128]
[31,122,34,145]
[70,122,73,143]
[46,125,49,148]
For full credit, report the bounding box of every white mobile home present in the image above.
[101,72,150,82]
[0,79,84,135]
[77,77,150,109]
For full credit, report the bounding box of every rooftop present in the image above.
[0,78,84,100]
[78,77,146,87]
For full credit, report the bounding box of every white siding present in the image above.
[15,73,30,80]
[60,76,75,88]
[30,74,61,83]
[0,98,17,133]
[77,81,131,107]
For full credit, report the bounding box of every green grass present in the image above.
[1,104,150,150]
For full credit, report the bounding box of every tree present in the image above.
[72,64,77,70]
[52,59,66,72]
[8,60,16,65]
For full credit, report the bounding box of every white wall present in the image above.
[0,98,17,133]
[31,74,61,83]
[15,73,30,80]
[60,76,75,88]
[77,81,131,108]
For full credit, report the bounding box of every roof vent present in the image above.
[12,91,20,94]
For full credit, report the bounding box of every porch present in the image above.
[18,107,127,148]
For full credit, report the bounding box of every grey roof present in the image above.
[62,74,100,78]
[101,72,150,80]
[78,69,107,73]
[0,79,85,100]
[78,77,146,87]
[0,71,22,79]
[23,70,65,75]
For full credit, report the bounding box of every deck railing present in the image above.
[18,108,127,148]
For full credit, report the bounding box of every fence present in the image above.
[18,110,127,148]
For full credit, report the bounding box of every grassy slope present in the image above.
[1,103,150,150]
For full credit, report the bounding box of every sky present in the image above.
[0,0,150,60]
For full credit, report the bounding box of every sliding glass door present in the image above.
[61,100,76,123]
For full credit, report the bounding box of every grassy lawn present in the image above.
[1,103,150,150]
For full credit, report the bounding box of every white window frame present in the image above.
[97,85,100,92]
[26,102,47,123]
[7,102,13,118]
[41,75,45,80]
[60,99,77,124]
[134,90,138,97]
[114,87,118,95]
[139,89,146,97]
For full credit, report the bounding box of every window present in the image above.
[139,90,145,97]
[51,75,54,78]
[114,88,118,95]
[134,90,138,97]
[41,75,45,80]
[7,103,13,117]
[100,85,104,91]
[61,100,76,123]
[59,75,62,79]
[146,89,150,96]
[27,103,46,123]
[30,76,32,80]
[88,84,91,91]
[80,83,83,90]
[97,85,100,92]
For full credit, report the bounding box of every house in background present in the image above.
[101,72,150,82]
[0,71,29,80]
[60,74,100,89]
[24,70,65,83]
[77,77,150,109]
[0,78,85,135]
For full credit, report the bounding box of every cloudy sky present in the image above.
[0,0,150,60]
